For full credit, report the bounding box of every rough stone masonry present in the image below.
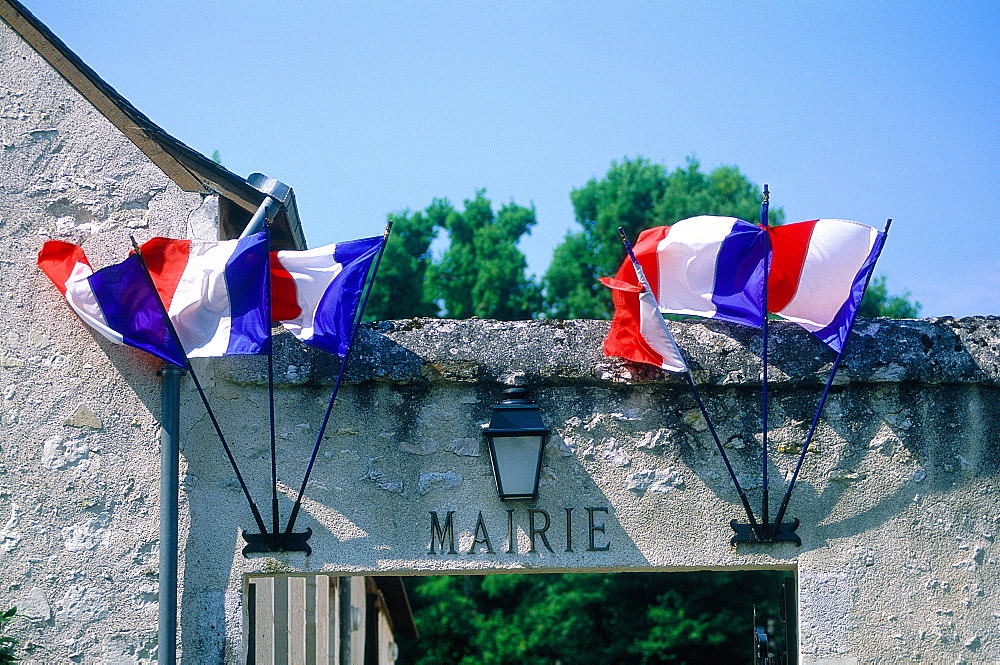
[222,316,998,662]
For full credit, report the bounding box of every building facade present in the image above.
[2,2,1000,662]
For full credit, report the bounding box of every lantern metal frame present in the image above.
[482,388,550,500]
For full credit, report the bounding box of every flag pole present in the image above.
[283,221,394,537]
[617,227,765,541]
[760,185,771,533]
[129,237,270,537]
[263,207,281,550]
[768,219,891,540]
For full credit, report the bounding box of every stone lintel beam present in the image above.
[221,316,1000,388]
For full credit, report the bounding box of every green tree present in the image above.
[859,275,922,318]
[0,607,17,664]
[398,571,791,664]
[365,210,439,320]
[544,156,782,319]
[427,191,542,320]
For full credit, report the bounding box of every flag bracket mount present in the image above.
[730,519,800,546]
[242,528,313,556]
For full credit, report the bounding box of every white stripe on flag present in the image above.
[637,290,687,372]
[775,219,880,332]
[273,243,344,343]
[63,261,126,347]
[654,216,741,318]
[168,239,241,357]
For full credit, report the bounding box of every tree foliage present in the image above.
[398,571,791,664]
[859,275,921,318]
[0,607,17,664]
[366,191,541,321]
[543,156,783,320]
[427,191,542,320]
[365,210,439,321]
[363,158,918,322]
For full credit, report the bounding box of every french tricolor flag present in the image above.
[38,233,271,366]
[603,216,885,367]
[635,216,769,328]
[270,236,382,357]
[767,219,885,352]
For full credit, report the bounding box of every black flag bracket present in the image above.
[731,519,800,546]
[242,528,313,556]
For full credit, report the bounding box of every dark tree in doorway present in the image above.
[397,570,791,664]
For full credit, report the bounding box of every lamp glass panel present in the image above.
[492,435,542,496]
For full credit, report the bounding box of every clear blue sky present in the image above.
[21,0,999,317]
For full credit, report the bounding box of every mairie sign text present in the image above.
[428,507,612,555]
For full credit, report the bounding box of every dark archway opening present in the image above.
[398,570,795,664]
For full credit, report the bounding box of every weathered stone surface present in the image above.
[19,587,52,622]
[220,316,1000,389]
[1,16,204,663]
[63,404,103,429]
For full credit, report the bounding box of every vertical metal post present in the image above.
[760,184,770,532]
[159,364,184,664]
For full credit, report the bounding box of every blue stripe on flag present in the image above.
[810,231,886,352]
[89,254,186,367]
[223,232,271,355]
[309,236,383,357]
[710,219,767,328]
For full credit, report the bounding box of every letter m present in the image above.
[429,511,456,554]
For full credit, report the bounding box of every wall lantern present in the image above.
[483,388,551,500]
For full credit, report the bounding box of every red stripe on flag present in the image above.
[601,226,671,367]
[766,220,818,313]
[37,240,91,295]
[139,237,191,311]
[269,252,302,321]
[604,287,665,367]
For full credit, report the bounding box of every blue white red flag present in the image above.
[602,216,885,365]
[38,241,186,366]
[618,216,768,328]
[38,233,271,365]
[270,236,382,357]
[767,219,885,352]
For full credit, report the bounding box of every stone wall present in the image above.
[198,316,998,663]
[1,17,215,662]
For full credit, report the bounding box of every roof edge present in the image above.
[1,0,306,249]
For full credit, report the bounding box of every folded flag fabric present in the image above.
[602,280,688,372]
[38,232,271,365]
[601,216,765,369]
[602,216,885,366]
[625,216,768,329]
[138,233,271,357]
[599,247,688,373]
[37,240,187,367]
[270,235,382,357]
[767,219,885,352]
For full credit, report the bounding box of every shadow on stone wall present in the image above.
[88,316,1000,654]
[666,321,1000,554]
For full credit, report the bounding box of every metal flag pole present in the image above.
[263,207,281,551]
[760,185,771,532]
[282,221,394,540]
[617,227,764,541]
[128,237,269,664]
[129,237,270,537]
[768,219,892,540]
